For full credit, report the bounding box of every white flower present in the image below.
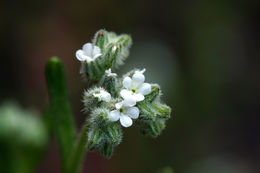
[93,89,111,102]
[105,68,117,77]
[76,43,102,63]
[120,69,151,106]
[109,102,139,127]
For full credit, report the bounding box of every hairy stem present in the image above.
[66,124,89,173]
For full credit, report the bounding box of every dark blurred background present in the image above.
[1,0,260,172]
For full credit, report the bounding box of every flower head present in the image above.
[109,102,139,127]
[76,43,102,63]
[120,69,151,106]
[93,89,111,102]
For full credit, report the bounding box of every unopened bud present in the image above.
[100,69,118,97]
[153,103,171,119]
[93,29,108,51]
[84,60,103,81]
[143,84,161,103]
[138,103,156,120]
[83,87,111,112]
[139,119,166,138]
[87,128,103,151]
[89,108,110,127]
[100,141,114,158]
[105,123,122,145]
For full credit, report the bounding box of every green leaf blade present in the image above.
[45,57,76,171]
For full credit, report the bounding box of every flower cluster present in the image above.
[76,29,132,81]
[108,69,151,127]
[77,30,171,158]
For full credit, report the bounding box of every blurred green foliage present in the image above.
[0,101,48,173]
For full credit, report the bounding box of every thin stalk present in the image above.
[66,124,90,173]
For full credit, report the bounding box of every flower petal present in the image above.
[133,93,144,102]
[83,43,93,56]
[123,96,136,107]
[76,50,93,62]
[120,115,133,127]
[136,69,146,74]
[123,76,132,89]
[115,102,123,109]
[93,45,101,54]
[109,110,120,122]
[76,50,85,61]
[105,68,117,77]
[93,93,101,99]
[120,89,132,99]
[93,53,102,59]
[132,73,145,87]
[137,83,151,95]
[100,91,111,102]
[124,107,139,119]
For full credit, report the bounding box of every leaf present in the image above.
[45,57,76,171]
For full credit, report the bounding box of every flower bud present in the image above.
[115,34,132,48]
[105,123,122,145]
[99,69,118,97]
[84,44,120,81]
[138,101,171,121]
[80,31,132,81]
[153,102,171,119]
[101,43,120,69]
[143,84,161,103]
[89,108,110,127]
[83,87,111,113]
[138,103,157,120]
[93,29,108,51]
[87,128,104,151]
[84,60,103,81]
[100,141,114,159]
[110,34,132,68]
[83,91,98,113]
[139,119,166,138]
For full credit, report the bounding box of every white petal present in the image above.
[105,69,111,73]
[100,91,111,102]
[123,96,136,107]
[115,102,123,109]
[93,93,101,99]
[93,45,101,55]
[83,43,93,56]
[137,69,146,74]
[112,46,117,52]
[109,110,120,122]
[124,107,139,119]
[93,53,102,59]
[76,50,93,63]
[123,77,132,89]
[137,83,151,95]
[105,68,117,77]
[76,50,85,61]
[133,93,144,102]
[132,73,145,87]
[120,115,133,127]
[120,89,132,99]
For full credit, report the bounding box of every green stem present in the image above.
[66,124,90,173]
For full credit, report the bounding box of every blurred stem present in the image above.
[66,124,89,173]
[45,57,76,172]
